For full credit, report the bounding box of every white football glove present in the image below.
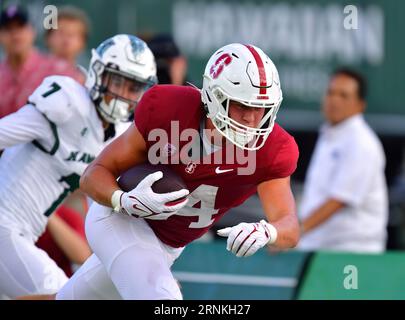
[111,171,189,220]
[217,220,278,257]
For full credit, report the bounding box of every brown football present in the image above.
[117,163,188,201]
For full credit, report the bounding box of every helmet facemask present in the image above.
[204,79,281,151]
[96,66,153,123]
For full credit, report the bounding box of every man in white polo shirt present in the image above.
[298,68,388,253]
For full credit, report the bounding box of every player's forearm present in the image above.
[80,124,148,208]
[80,163,121,207]
[300,198,345,234]
[47,215,92,264]
[257,177,300,248]
[271,212,300,248]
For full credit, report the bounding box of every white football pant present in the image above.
[0,218,68,299]
[56,203,183,300]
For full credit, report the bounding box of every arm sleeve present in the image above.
[0,104,53,149]
[134,85,198,144]
[134,86,155,140]
[28,76,74,125]
[328,144,382,207]
[265,135,300,180]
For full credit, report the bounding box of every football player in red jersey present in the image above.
[55,43,300,300]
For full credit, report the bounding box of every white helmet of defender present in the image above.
[85,34,157,123]
[202,43,282,151]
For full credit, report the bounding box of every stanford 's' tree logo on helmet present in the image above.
[209,53,232,79]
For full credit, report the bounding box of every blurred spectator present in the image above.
[147,34,187,85]
[45,6,90,84]
[0,4,81,118]
[42,6,91,268]
[36,206,92,277]
[297,68,388,253]
[44,6,91,216]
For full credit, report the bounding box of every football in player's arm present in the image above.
[53,43,299,300]
[82,123,299,255]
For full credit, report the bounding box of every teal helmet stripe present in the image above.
[128,35,146,56]
[96,38,115,56]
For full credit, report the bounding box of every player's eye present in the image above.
[238,104,251,111]
[111,75,123,87]
[128,82,144,94]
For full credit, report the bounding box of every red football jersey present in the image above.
[134,85,299,248]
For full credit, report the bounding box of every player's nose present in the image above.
[123,85,140,102]
[241,109,257,126]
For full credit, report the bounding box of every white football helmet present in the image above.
[202,43,282,150]
[85,34,157,123]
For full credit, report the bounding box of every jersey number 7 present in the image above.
[41,82,61,98]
